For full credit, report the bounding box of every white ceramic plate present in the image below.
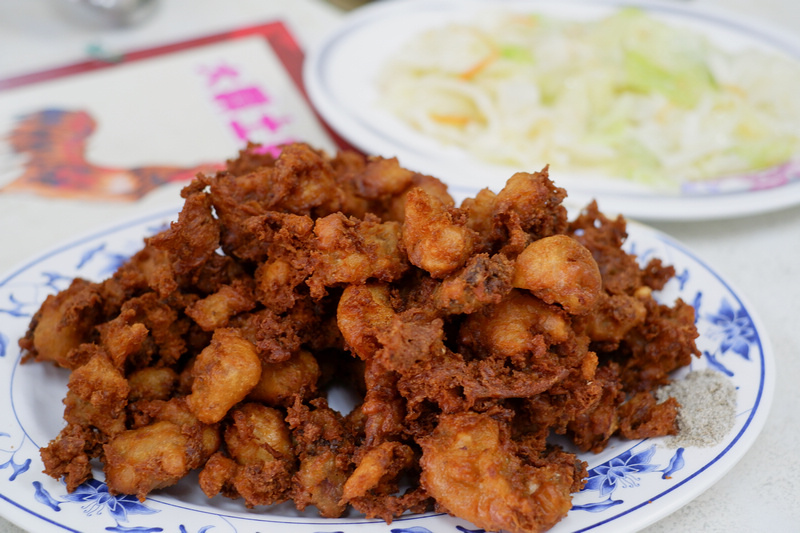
[0,207,774,532]
[304,0,800,221]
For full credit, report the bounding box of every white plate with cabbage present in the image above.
[304,0,800,220]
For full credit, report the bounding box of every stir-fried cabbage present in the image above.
[377,8,800,189]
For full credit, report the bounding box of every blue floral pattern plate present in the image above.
[0,208,774,533]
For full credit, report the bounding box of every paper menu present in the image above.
[0,21,341,202]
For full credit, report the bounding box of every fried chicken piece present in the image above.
[184,252,250,296]
[419,412,574,533]
[185,280,256,331]
[341,441,428,522]
[456,289,596,400]
[116,292,189,368]
[337,282,398,361]
[127,366,178,402]
[199,403,294,507]
[186,328,262,424]
[129,397,221,455]
[205,171,276,262]
[336,284,409,444]
[615,297,700,392]
[249,212,316,313]
[364,289,574,413]
[329,153,452,223]
[20,278,102,369]
[514,353,603,450]
[96,308,150,370]
[395,343,569,421]
[432,253,514,315]
[577,291,648,348]
[287,398,356,518]
[268,143,345,217]
[381,171,454,224]
[567,364,626,453]
[461,187,499,253]
[374,309,446,375]
[104,420,204,501]
[617,391,679,440]
[569,201,642,296]
[639,257,676,291]
[147,184,220,278]
[324,151,371,219]
[233,296,327,363]
[492,169,568,256]
[224,142,277,176]
[309,212,409,296]
[211,144,346,252]
[513,235,602,315]
[293,449,351,518]
[569,202,700,377]
[40,423,100,492]
[197,452,238,502]
[63,350,129,436]
[246,349,321,406]
[115,243,178,298]
[107,398,220,501]
[350,156,415,199]
[458,290,572,364]
[402,187,477,278]
[361,359,406,447]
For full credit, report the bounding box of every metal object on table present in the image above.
[325,0,374,11]
[53,0,160,28]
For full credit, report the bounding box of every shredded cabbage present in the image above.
[377,8,800,189]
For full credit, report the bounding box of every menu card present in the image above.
[0,21,346,202]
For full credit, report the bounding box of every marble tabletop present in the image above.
[0,0,797,531]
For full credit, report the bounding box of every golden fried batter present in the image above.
[20,142,700,533]
[420,412,573,533]
[186,328,262,424]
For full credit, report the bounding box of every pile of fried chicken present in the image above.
[19,143,699,533]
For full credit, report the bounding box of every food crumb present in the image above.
[656,369,737,448]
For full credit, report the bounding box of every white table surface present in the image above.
[0,0,798,532]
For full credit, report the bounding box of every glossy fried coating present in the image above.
[186,328,262,424]
[341,441,428,522]
[39,422,100,492]
[104,420,204,500]
[96,308,150,370]
[287,398,356,518]
[127,398,221,460]
[199,403,294,507]
[21,278,102,369]
[147,184,220,278]
[308,212,409,296]
[62,351,129,436]
[459,290,573,363]
[491,169,569,255]
[402,187,477,278]
[105,398,220,501]
[117,292,189,368]
[20,143,701,532]
[185,280,256,332]
[512,235,602,315]
[337,282,397,361]
[569,202,700,391]
[420,412,574,533]
[433,252,514,315]
[246,349,320,406]
[127,366,178,402]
